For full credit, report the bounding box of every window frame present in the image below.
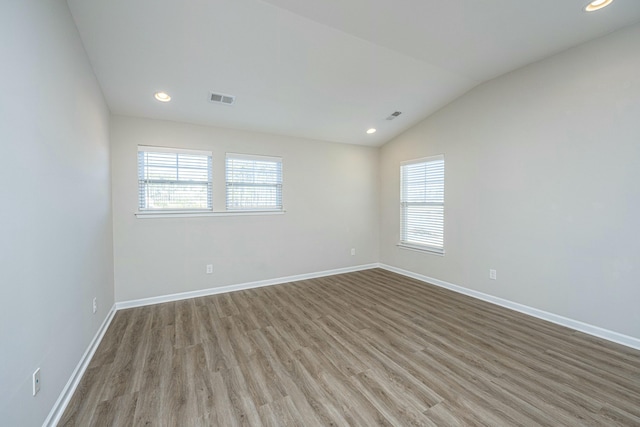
[398,154,445,255]
[225,152,283,212]
[137,145,213,213]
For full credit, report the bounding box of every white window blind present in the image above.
[226,153,283,211]
[400,155,445,254]
[138,146,212,211]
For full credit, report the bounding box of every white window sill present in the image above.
[397,243,445,256]
[135,210,286,219]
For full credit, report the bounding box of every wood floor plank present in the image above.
[59,269,640,426]
[349,369,437,427]
[58,365,111,426]
[208,370,240,427]
[99,309,150,401]
[248,328,348,426]
[132,326,174,425]
[218,366,263,426]
[293,346,393,427]
[266,396,304,427]
[90,392,138,427]
[423,401,472,427]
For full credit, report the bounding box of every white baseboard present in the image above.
[116,263,379,310]
[379,263,640,351]
[43,304,117,427]
[44,261,639,425]
[42,263,378,425]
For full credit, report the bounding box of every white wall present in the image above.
[380,24,640,339]
[0,1,114,425]
[111,116,379,302]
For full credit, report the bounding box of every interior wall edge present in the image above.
[379,263,640,351]
[115,263,380,310]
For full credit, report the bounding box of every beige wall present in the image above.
[379,24,640,339]
[111,116,379,302]
[0,1,114,425]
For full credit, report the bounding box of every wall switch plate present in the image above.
[351,248,356,256]
[33,368,41,396]
[206,264,213,274]
[489,269,497,280]
[92,297,97,314]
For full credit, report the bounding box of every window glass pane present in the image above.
[138,147,212,211]
[226,154,283,211]
[400,156,444,253]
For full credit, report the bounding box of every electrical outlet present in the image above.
[206,264,213,274]
[351,248,356,256]
[489,269,497,280]
[33,368,41,396]
[92,297,97,314]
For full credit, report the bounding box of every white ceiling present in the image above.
[67,0,640,147]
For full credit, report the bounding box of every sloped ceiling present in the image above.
[67,0,640,146]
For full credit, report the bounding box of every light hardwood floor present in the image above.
[59,269,640,426]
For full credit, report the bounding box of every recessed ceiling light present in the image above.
[154,91,171,102]
[366,128,377,134]
[585,0,613,12]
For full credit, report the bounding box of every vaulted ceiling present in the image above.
[67,0,640,146]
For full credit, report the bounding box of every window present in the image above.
[137,146,212,211]
[226,153,283,211]
[400,155,445,254]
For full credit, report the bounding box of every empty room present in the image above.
[2,0,640,425]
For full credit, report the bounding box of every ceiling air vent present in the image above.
[209,92,235,106]
[386,111,402,120]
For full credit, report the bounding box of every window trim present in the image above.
[399,154,445,256]
[137,145,213,213]
[225,152,283,212]
[134,210,285,219]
